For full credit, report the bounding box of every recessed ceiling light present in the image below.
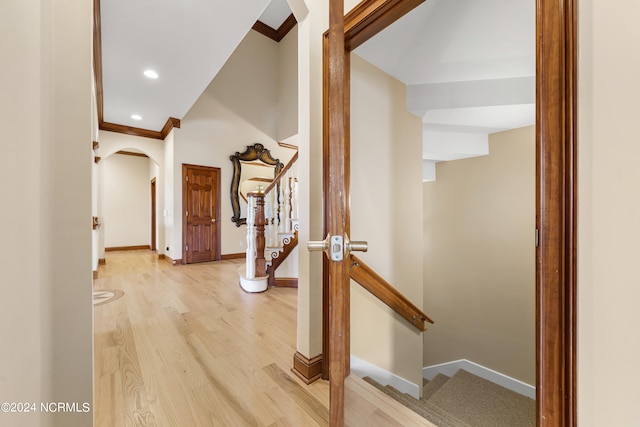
[131,114,142,120]
[144,69,159,79]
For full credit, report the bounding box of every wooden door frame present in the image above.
[323,0,577,425]
[151,178,157,252]
[181,164,222,264]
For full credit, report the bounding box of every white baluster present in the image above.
[245,195,256,279]
[272,189,279,246]
[290,161,298,225]
[284,171,292,233]
[277,178,285,233]
[268,189,276,248]
[240,197,247,220]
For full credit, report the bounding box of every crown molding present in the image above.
[100,117,181,140]
[253,14,297,42]
[93,0,104,124]
[116,150,149,158]
[278,141,298,150]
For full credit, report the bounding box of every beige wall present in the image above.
[102,154,153,248]
[0,1,93,426]
[578,0,640,425]
[97,130,166,259]
[170,29,297,258]
[295,0,326,359]
[350,54,425,388]
[278,26,299,141]
[423,126,535,385]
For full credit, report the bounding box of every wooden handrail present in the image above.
[349,255,434,331]
[264,151,298,195]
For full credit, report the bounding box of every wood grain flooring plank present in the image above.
[93,250,426,426]
[113,318,157,426]
[262,363,330,426]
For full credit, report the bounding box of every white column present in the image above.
[296,0,325,361]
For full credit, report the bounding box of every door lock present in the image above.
[330,235,343,261]
[308,234,368,261]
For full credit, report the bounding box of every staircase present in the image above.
[363,369,535,427]
[239,150,299,293]
[266,220,298,287]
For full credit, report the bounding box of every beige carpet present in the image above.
[364,369,535,427]
[428,370,535,427]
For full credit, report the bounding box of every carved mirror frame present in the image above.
[230,143,284,226]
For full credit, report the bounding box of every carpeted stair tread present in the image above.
[362,377,469,427]
[428,369,535,427]
[422,373,450,400]
[418,401,471,427]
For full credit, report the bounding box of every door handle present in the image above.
[211,218,216,222]
[346,237,368,253]
[308,234,367,261]
[307,235,329,253]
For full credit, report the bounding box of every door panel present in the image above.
[183,164,220,264]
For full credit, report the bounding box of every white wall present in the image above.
[578,0,640,424]
[0,1,93,426]
[102,154,153,248]
[170,30,297,259]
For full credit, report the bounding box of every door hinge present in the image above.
[535,228,539,248]
[186,176,189,182]
[185,245,189,251]
[186,211,188,217]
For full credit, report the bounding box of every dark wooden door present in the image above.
[182,164,221,264]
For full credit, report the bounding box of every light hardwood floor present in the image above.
[94,250,433,427]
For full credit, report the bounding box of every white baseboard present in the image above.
[350,355,420,399]
[422,359,536,399]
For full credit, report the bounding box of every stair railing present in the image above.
[245,151,299,280]
[349,255,434,331]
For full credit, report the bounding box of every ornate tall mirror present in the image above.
[230,143,284,226]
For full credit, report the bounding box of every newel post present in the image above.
[250,191,267,277]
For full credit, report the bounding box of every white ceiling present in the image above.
[256,0,294,30]
[353,0,535,174]
[99,0,534,169]
[354,0,534,85]
[100,0,275,130]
